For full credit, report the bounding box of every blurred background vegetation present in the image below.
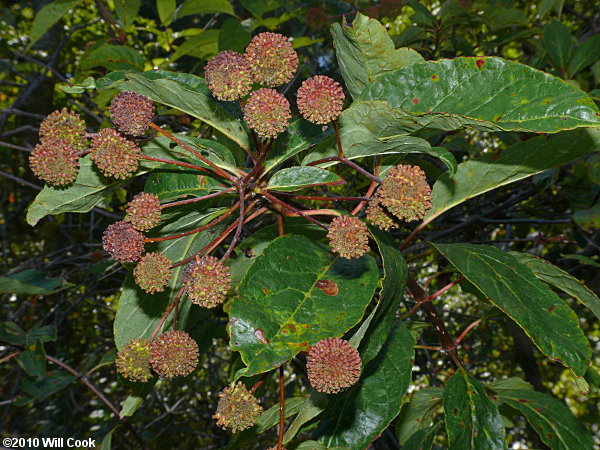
[0,0,598,448]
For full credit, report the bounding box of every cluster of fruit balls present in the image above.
[28,31,433,433]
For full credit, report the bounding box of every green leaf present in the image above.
[267,166,344,192]
[443,369,506,449]
[315,323,415,448]
[176,0,235,18]
[395,387,444,444]
[359,227,408,365]
[16,338,47,380]
[111,71,250,150]
[28,0,84,47]
[27,326,57,344]
[157,0,177,26]
[283,391,328,444]
[119,381,156,417]
[114,0,141,30]
[332,12,424,98]
[427,128,600,221]
[543,20,572,69]
[238,0,282,18]
[18,371,75,405]
[80,45,145,72]
[265,120,332,173]
[360,57,600,132]
[402,423,441,450]
[229,235,379,378]
[433,244,591,376]
[568,35,600,76]
[170,29,220,63]
[0,322,26,346]
[562,253,600,268]
[114,208,227,349]
[493,389,593,449]
[0,269,68,295]
[486,377,533,392]
[218,18,251,53]
[144,166,225,202]
[573,203,600,230]
[510,252,600,321]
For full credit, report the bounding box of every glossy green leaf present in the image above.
[316,323,415,448]
[433,244,591,376]
[332,12,424,98]
[486,377,533,392]
[493,389,593,449]
[28,0,84,47]
[144,167,225,202]
[543,20,572,69]
[0,322,26,346]
[80,45,145,72]
[265,120,332,173]
[402,423,441,450]
[114,208,227,349]
[395,387,443,444]
[119,381,156,417]
[359,227,408,365]
[573,203,600,230]
[177,0,235,18]
[568,35,600,76]
[17,371,75,405]
[157,0,177,26]
[510,252,600,321]
[16,338,46,380]
[267,166,344,192]
[114,0,141,30]
[427,128,600,220]
[169,29,220,63]
[360,57,600,132]
[27,326,57,344]
[218,18,251,53]
[444,369,506,449]
[229,235,379,378]
[283,391,328,444]
[562,253,600,268]
[0,270,68,295]
[239,0,282,18]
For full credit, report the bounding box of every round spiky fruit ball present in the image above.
[90,128,141,179]
[109,91,155,136]
[205,51,253,101]
[150,330,199,378]
[307,337,361,394]
[366,196,396,230]
[134,252,172,294]
[244,32,298,87]
[102,221,145,262]
[183,256,231,308]
[213,382,263,432]
[297,75,345,124]
[125,192,161,231]
[29,138,79,186]
[327,216,370,259]
[115,338,152,382]
[39,108,88,151]
[377,164,432,222]
[243,88,291,139]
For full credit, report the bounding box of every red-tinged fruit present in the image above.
[102,221,145,262]
[125,192,161,231]
[109,91,155,136]
[245,32,298,87]
[327,216,370,259]
[377,164,432,222]
[205,51,253,101]
[115,338,152,382]
[243,88,291,138]
[39,108,87,151]
[213,382,263,432]
[134,252,172,294]
[150,330,199,378]
[297,75,345,124]
[90,128,141,179]
[307,337,361,393]
[183,256,231,308]
[29,138,79,186]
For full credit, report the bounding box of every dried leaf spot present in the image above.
[548,304,556,312]
[254,329,269,344]
[411,97,420,105]
[476,58,485,69]
[494,115,502,122]
[262,287,269,296]
[431,74,439,81]
[316,279,339,296]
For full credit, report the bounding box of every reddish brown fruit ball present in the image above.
[205,51,253,101]
[150,330,199,378]
[115,338,152,382]
[29,138,79,186]
[102,221,145,262]
[297,75,345,124]
[327,216,370,259]
[183,256,231,308]
[245,32,298,87]
[90,128,141,179]
[134,252,172,294]
[307,337,361,394]
[109,91,155,136]
[213,382,263,432]
[39,108,88,151]
[243,88,291,139]
[377,164,432,222]
[125,192,161,231]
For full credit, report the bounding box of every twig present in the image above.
[261,190,329,230]
[220,188,245,262]
[150,288,184,342]
[160,187,234,209]
[139,154,215,174]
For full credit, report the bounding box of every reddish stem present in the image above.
[400,216,434,250]
[160,187,235,209]
[427,277,466,301]
[139,154,213,174]
[261,190,329,230]
[220,188,245,262]
[276,193,366,202]
[150,288,184,343]
[352,155,381,216]
[455,319,483,347]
